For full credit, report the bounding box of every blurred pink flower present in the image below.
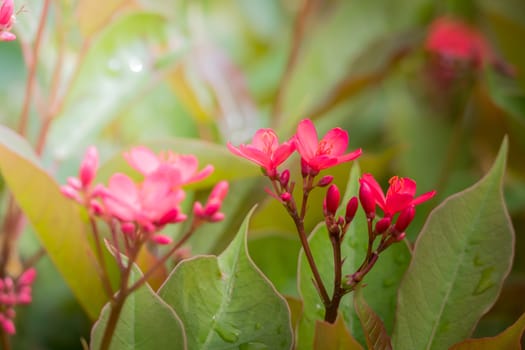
[0,268,37,334]
[124,146,213,186]
[193,180,229,222]
[294,119,362,175]
[359,174,436,217]
[0,0,16,42]
[227,129,295,178]
[60,146,99,209]
[425,17,492,67]
[101,170,186,233]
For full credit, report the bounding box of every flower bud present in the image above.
[345,197,358,223]
[317,175,333,187]
[395,206,416,232]
[280,192,292,202]
[280,170,290,188]
[325,185,340,216]
[18,268,36,286]
[79,146,99,188]
[152,234,172,245]
[375,217,391,234]
[359,181,376,219]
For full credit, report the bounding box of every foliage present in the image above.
[0,0,524,349]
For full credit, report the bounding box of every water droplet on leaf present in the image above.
[214,323,241,343]
[383,277,396,287]
[473,267,496,295]
[473,255,484,266]
[128,57,144,73]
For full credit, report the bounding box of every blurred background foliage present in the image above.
[1,0,524,348]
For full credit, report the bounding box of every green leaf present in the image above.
[248,233,301,298]
[90,264,186,349]
[314,314,364,350]
[449,312,525,350]
[0,126,107,319]
[158,207,293,349]
[48,12,182,159]
[296,163,410,348]
[354,287,392,350]
[392,137,514,350]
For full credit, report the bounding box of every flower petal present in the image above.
[295,119,319,160]
[124,146,160,175]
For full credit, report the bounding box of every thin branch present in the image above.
[18,0,52,136]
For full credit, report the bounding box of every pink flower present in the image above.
[60,146,99,206]
[193,181,229,222]
[227,129,295,178]
[294,119,362,175]
[124,146,213,186]
[359,174,436,217]
[0,268,37,335]
[100,170,186,233]
[79,146,98,188]
[0,0,16,42]
[425,17,493,67]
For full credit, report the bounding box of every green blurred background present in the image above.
[1,0,524,348]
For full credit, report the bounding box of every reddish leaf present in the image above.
[314,314,364,350]
[354,286,393,350]
[449,312,525,350]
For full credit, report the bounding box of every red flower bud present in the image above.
[280,192,292,202]
[317,175,333,187]
[375,217,391,234]
[345,197,358,223]
[325,185,340,216]
[395,206,416,232]
[359,181,376,219]
[280,170,290,188]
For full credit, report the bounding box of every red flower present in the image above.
[359,174,436,217]
[227,129,295,178]
[425,17,494,68]
[294,119,362,175]
[0,0,16,42]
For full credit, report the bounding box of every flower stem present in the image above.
[99,237,142,350]
[17,0,52,137]
[0,329,10,350]
[127,220,199,295]
[324,234,343,323]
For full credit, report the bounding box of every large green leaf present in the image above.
[0,126,107,319]
[158,207,293,349]
[392,138,514,350]
[449,312,525,350]
[248,233,301,298]
[296,163,410,348]
[90,264,187,350]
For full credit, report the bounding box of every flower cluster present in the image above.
[0,268,36,334]
[0,0,16,42]
[228,118,435,322]
[228,118,361,181]
[359,174,436,240]
[61,146,226,247]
